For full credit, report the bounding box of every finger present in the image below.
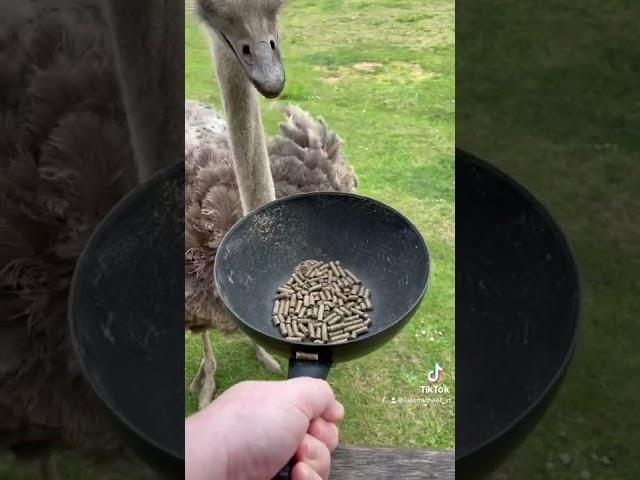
[282,378,343,422]
[291,461,322,480]
[307,417,339,452]
[295,433,331,480]
[321,396,344,423]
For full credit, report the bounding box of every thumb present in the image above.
[281,378,344,423]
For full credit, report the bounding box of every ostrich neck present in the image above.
[213,43,276,214]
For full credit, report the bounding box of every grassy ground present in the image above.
[457,0,638,478]
[185,0,455,449]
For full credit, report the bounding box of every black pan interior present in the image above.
[215,192,430,362]
[69,162,184,475]
[456,150,580,466]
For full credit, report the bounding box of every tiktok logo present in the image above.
[427,362,444,384]
[420,362,448,394]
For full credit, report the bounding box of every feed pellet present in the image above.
[271,260,373,344]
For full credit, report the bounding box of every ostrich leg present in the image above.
[191,340,281,395]
[197,332,217,409]
[188,357,206,394]
[254,343,282,373]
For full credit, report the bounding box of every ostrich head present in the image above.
[196,0,286,98]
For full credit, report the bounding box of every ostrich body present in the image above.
[185,0,357,407]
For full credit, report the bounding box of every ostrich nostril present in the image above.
[270,40,276,50]
[242,44,251,55]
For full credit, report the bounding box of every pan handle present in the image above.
[287,356,332,380]
[271,356,332,480]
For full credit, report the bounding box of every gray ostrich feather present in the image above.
[184,101,358,332]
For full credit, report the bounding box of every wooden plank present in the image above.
[331,446,454,480]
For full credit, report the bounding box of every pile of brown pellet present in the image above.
[271,260,373,344]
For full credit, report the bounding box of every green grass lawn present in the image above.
[457,0,638,478]
[185,0,455,450]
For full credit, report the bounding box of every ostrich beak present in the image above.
[219,30,285,98]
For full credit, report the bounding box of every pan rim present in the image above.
[213,190,431,354]
[454,148,582,462]
[68,160,184,464]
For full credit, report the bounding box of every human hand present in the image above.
[186,378,344,480]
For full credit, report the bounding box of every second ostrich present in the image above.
[185,0,358,408]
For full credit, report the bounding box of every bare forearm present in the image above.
[185,412,227,480]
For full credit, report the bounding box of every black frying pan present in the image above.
[455,149,580,479]
[214,192,430,478]
[69,162,184,478]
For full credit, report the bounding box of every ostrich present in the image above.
[184,0,357,408]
